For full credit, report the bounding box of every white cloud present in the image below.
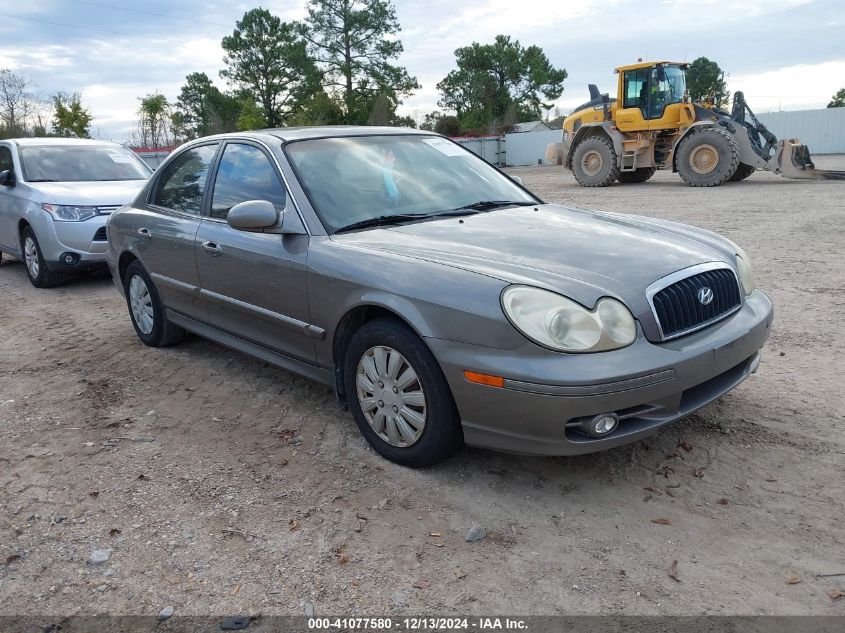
[727,59,845,112]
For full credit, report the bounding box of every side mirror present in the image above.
[0,169,15,188]
[511,175,524,186]
[226,200,280,231]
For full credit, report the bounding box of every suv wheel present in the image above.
[343,318,463,467]
[123,260,184,347]
[20,226,62,288]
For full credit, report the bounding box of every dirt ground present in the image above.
[1,157,843,618]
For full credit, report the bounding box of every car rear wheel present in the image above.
[123,260,184,347]
[343,318,463,467]
[20,227,62,288]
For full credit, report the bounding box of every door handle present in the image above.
[201,241,223,256]
[137,227,151,239]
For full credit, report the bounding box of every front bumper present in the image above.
[31,213,110,270]
[427,289,774,456]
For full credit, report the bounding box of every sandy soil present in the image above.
[1,157,843,617]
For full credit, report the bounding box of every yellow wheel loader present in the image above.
[546,60,845,187]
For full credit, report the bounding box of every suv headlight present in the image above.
[501,285,636,353]
[41,203,98,222]
[735,250,755,296]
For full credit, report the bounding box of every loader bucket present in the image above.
[773,139,845,181]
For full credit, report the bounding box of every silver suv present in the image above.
[0,138,151,287]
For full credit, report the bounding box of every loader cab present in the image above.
[614,62,693,132]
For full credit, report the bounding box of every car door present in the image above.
[0,144,19,252]
[194,140,315,363]
[135,142,219,319]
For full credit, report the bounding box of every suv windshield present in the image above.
[285,135,537,233]
[20,145,152,182]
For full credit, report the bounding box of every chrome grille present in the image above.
[648,265,742,340]
[96,205,120,215]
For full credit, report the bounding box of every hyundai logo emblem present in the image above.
[697,287,714,305]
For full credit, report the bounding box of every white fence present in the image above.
[496,107,845,167]
[756,108,845,155]
[450,136,506,166]
[505,130,563,166]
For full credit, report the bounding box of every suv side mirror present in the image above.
[0,169,15,188]
[227,200,280,231]
[511,175,524,186]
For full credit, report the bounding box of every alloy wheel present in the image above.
[24,237,39,279]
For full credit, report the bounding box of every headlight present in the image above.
[41,203,98,222]
[735,251,755,296]
[501,285,636,352]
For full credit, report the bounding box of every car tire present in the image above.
[343,317,463,467]
[571,136,620,187]
[676,127,740,187]
[123,260,184,347]
[20,226,63,288]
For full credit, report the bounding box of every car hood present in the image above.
[332,203,738,332]
[26,180,147,206]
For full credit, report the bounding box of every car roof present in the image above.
[194,126,435,144]
[7,137,125,148]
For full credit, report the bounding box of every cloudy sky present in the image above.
[1,0,843,141]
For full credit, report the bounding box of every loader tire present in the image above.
[728,163,756,182]
[617,166,657,184]
[572,136,619,187]
[676,127,740,187]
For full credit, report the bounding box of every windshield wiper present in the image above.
[335,213,429,233]
[453,200,528,212]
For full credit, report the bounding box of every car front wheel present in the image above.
[123,260,184,347]
[344,318,463,467]
[20,226,62,288]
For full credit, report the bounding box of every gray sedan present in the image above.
[106,127,773,467]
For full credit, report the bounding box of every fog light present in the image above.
[581,413,619,437]
[61,252,79,265]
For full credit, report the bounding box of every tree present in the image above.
[687,57,729,106]
[135,93,173,148]
[288,90,346,126]
[299,0,419,123]
[437,35,566,131]
[420,111,460,136]
[51,92,92,138]
[221,8,320,127]
[434,115,461,136]
[173,72,244,139]
[828,88,845,108]
[0,69,38,137]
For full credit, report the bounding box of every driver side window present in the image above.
[210,143,287,220]
[0,146,13,176]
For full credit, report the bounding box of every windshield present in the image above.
[20,145,152,182]
[651,65,687,110]
[285,135,537,233]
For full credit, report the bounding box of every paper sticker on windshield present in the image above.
[108,152,136,164]
[422,138,465,156]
